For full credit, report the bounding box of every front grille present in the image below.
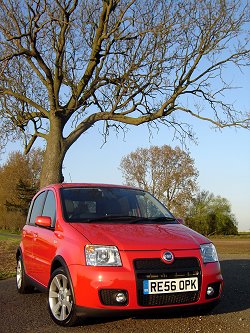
[138,290,199,306]
[134,258,201,307]
[134,258,199,271]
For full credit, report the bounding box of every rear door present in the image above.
[32,190,57,286]
[22,191,47,276]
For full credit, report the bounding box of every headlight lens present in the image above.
[200,243,219,263]
[85,245,122,266]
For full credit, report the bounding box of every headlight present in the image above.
[200,243,218,263]
[85,245,122,266]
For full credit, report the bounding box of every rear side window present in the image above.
[28,191,47,225]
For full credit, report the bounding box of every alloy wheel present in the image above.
[48,273,73,321]
[16,259,22,290]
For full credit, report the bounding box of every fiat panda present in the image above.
[16,183,223,326]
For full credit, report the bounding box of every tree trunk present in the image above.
[39,117,67,188]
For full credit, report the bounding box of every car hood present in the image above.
[70,223,209,251]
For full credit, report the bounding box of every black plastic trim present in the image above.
[75,300,220,318]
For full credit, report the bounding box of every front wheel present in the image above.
[48,268,78,326]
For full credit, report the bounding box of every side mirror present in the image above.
[176,218,185,225]
[35,216,52,228]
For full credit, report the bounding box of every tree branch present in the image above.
[179,107,250,129]
[66,0,118,114]
[0,87,49,118]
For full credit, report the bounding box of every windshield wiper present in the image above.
[128,216,177,224]
[73,215,176,224]
[81,215,144,223]
[150,216,176,222]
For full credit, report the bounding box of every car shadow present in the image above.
[213,259,250,314]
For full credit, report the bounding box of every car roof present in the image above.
[42,183,139,191]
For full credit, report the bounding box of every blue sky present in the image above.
[61,116,250,232]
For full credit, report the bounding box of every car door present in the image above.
[22,191,47,276]
[32,190,57,286]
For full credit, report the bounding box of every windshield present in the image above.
[60,187,177,224]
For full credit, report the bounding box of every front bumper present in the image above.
[69,249,223,312]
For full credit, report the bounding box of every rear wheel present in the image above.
[16,255,33,294]
[48,268,78,326]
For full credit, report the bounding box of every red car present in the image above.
[16,183,223,326]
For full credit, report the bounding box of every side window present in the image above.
[42,190,56,227]
[29,191,47,226]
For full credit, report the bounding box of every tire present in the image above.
[16,255,33,294]
[48,268,78,326]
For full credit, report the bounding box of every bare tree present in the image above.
[120,145,198,217]
[0,0,249,187]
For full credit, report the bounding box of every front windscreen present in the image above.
[60,187,177,224]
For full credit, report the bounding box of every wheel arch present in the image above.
[50,256,76,303]
[16,246,22,261]
[50,255,66,274]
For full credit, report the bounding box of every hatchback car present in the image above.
[16,183,223,326]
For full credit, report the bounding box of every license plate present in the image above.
[143,277,198,295]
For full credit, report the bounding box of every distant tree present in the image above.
[120,145,198,217]
[5,179,38,216]
[0,0,249,187]
[186,190,238,235]
[0,148,43,230]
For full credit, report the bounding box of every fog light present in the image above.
[207,286,215,297]
[115,292,127,303]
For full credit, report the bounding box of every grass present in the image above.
[0,229,21,235]
[211,237,250,256]
[0,235,20,280]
